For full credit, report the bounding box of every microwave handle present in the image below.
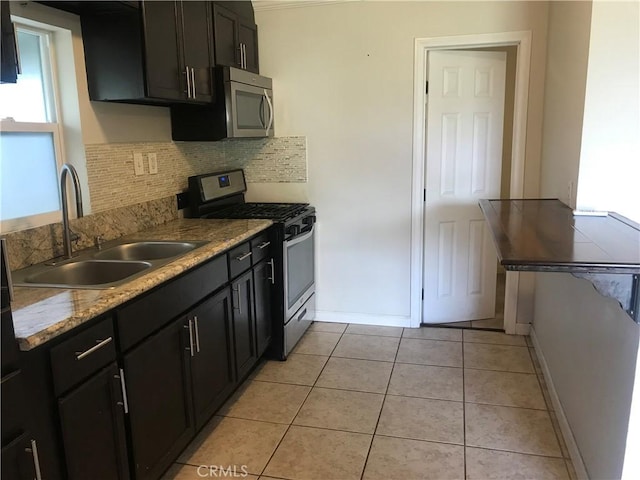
[264,89,274,135]
[259,95,266,128]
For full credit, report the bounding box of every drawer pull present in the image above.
[75,337,113,360]
[186,320,195,357]
[193,315,201,353]
[235,251,252,261]
[257,241,271,249]
[25,439,43,480]
[267,259,275,285]
[117,368,129,414]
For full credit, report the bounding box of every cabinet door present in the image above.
[238,19,259,73]
[58,363,129,480]
[124,317,194,480]
[213,3,240,69]
[190,288,234,429]
[253,260,273,357]
[231,270,257,381]
[1,433,37,480]
[180,0,214,103]
[141,0,184,101]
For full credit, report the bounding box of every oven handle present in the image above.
[285,225,314,247]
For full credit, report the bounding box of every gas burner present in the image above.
[205,202,309,222]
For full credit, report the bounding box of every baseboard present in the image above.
[314,310,411,327]
[530,327,589,480]
[515,322,531,335]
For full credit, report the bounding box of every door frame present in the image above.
[410,31,532,331]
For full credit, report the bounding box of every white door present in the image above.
[422,50,507,324]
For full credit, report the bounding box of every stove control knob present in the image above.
[287,225,300,236]
[302,215,316,225]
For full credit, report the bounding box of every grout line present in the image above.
[463,444,569,461]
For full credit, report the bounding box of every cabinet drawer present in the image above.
[51,317,116,396]
[250,232,271,265]
[118,254,228,351]
[228,241,252,279]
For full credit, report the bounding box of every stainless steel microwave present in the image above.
[170,66,274,141]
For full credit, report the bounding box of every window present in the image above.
[0,24,64,233]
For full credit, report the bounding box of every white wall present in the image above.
[576,0,640,222]
[256,1,549,322]
[539,0,592,207]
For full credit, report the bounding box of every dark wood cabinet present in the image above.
[1,433,37,480]
[80,1,214,104]
[213,2,259,73]
[189,288,235,430]
[0,0,19,84]
[58,363,128,480]
[123,317,194,480]
[253,260,273,357]
[231,270,257,381]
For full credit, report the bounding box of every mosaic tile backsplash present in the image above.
[86,136,306,213]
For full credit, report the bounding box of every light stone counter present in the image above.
[11,218,272,351]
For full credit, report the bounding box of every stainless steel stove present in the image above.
[187,169,316,359]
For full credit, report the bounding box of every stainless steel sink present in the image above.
[93,241,206,261]
[23,260,151,288]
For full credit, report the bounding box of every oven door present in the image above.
[283,224,315,321]
[227,81,274,138]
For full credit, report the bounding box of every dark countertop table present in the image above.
[479,199,640,274]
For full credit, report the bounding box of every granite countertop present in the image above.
[479,199,640,274]
[11,218,272,351]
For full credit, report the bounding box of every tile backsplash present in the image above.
[86,136,306,213]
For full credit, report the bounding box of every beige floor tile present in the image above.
[293,387,384,434]
[376,395,464,444]
[464,343,534,373]
[466,447,568,479]
[252,354,328,386]
[471,317,505,330]
[388,363,463,401]
[315,357,393,393]
[463,330,527,346]
[363,436,464,480]
[163,463,259,480]
[465,403,561,457]
[396,338,463,367]
[292,331,341,356]
[549,411,570,458]
[464,370,546,409]
[218,381,310,424]
[403,326,462,342]
[345,324,403,337]
[177,416,286,475]
[332,334,399,362]
[309,321,347,333]
[263,426,371,480]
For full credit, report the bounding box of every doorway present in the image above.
[409,32,532,332]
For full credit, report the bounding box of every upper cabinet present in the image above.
[213,2,259,74]
[80,1,214,104]
[0,0,19,84]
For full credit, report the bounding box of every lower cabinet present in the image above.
[190,288,235,430]
[231,270,257,381]
[1,433,37,480]
[123,317,194,480]
[253,259,273,357]
[58,363,129,480]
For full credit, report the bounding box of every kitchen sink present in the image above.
[23,260,151,288]
[93,241,206,261]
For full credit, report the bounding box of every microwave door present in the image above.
[229,82,269,138]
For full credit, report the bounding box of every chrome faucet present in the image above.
[60,164,84,259]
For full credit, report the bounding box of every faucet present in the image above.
[60,164,84,259]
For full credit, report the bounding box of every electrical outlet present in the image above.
[148,152,158,174]
[133,153,145,176]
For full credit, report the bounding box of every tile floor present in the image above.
[162,322,576,480]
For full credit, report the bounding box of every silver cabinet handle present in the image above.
[243,43,247,69]
[116,368,129,414]
[75,337,113,360]
[235,251,252,261]
[193,315,201,353]
[185,320,195,357]
[232,285,242,315]
[190,67,196,99]
[267,259,275,285]
[237,44,243,67]
[257,241,271,249]
[185,67,192,98]
[264,89,274,134]
[25,439,43,480]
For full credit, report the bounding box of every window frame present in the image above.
[0,22,66,233]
